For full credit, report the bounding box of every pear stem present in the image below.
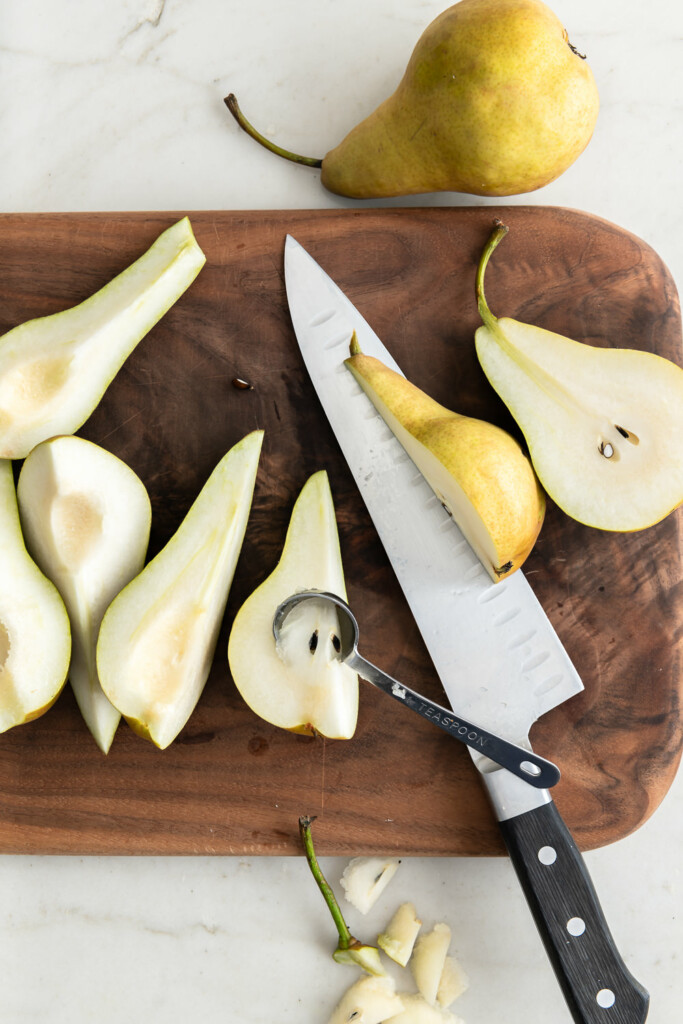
[224,95,323,168]
[476,220,509,329]
[299,815,354,951]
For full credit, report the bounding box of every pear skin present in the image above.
[345,345,545,581]
[322,0,599,198]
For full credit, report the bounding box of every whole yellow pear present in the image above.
[322,0,599,197]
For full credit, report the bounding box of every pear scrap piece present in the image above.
[377,902,422,967]
[410,923,452,1006]
[327,974,404,1024]
[0,458,71,732]
[340,857,401,915]
[345,341,544,582]
[436,955,469,1009]
[97,430,263,749]
[17,436,152,753]
[228,470,358,739]
[384,992,465,1024]
[0,216,206,459]
[475,222,683,531]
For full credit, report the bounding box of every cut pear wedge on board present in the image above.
[97,430,263,749]
[0,216,206,459]
[17,436,152,753]
[0,459,71,733]
[475,221,683,531]
[228,470,358,739]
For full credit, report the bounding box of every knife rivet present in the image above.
[566,917,586,936]
[538,846,557,865]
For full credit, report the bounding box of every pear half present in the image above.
[17,436,152,753]
[228,470,358,739]
[345,338,545,582]
[97,430,263,749]
[0,217,205,459]
[0,459,71,732]
[475,223,683,530]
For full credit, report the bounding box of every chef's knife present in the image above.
[284,235,649,1024]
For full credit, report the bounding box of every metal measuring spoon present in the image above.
[273,591,560,789]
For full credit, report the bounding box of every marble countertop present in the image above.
[2,1,682,1021]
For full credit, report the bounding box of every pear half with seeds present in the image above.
[228,470,358,739]
[17,436,152,753]
[475,222,683,530]
[345,336,544,582]
[0,217,205,459]
[97,430,263,749]
[0,459,71,732]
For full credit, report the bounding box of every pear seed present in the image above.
[232,377,253,390]
[309,630,319,654]
[331,633,341,654]
[599,441,614,458]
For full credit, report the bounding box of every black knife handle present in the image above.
[499,799,649,1024]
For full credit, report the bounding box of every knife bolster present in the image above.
[483,765,552,821]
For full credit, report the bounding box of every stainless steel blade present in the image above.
[284,235,582,758]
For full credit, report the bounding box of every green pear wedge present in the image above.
[97,431,263,749]
[0,459,71,733]
[475,223,683,531]
[228,470,358,739]
[226,0,598,199]
[17,436,152,753]
[345,338,545,582]
[0,217,205,459]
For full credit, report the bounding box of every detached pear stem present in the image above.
[299,815,354,951]
[224,95,323,168]
[476,220,509,328]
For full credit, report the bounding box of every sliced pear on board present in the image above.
[97,430,263,749]
[0,216,206,459]
[0,458,71,732]
[475,222,683,530]
[17,436,152,753]
[228,470,358,739]
[345,336,545,582]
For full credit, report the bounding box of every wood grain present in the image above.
[0,207,681,856]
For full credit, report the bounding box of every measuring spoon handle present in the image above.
[346,651,559,789]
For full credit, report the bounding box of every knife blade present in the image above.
[284,234,649,1024]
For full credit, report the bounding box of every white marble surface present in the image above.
[2,1,682,1021]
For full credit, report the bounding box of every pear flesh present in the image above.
[410,923,452,1006]
[321,0,599,198]
[97,430,263,749]
[475,225,683,530]
[377,902,422,967]
[340,856,401,915]
[326,974,404,1024]
[0,459,71,732]
[228,470,358,739]
[345,345,545,582]
[387,992,464,1024]
[0,217,206,459]
[17,436,152,753]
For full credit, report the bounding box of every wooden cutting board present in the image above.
[0,207,681,856]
